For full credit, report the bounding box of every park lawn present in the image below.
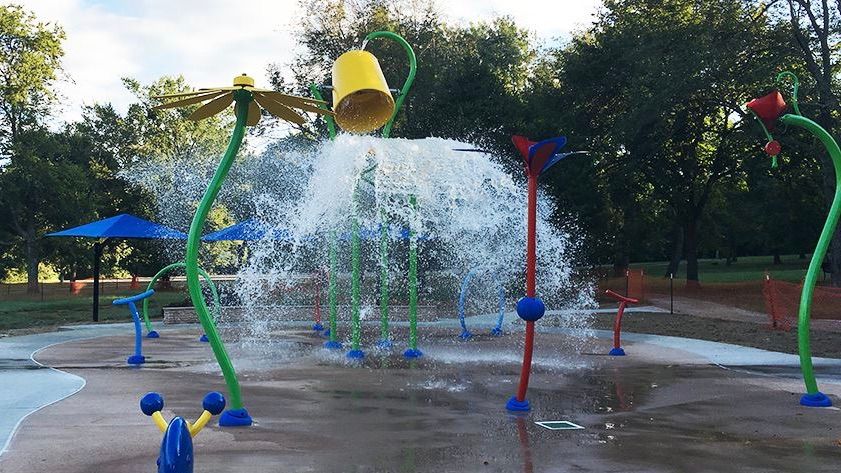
[631,254,811,283]
[0,289,186,332]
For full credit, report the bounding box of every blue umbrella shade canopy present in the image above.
[202,219,292,242]
[47,214,187,239]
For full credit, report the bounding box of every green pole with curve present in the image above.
[748,71,837,406]
[780,112,841,401]
[141,261,221,335]
[184,89,250,418]
[154,72,333,426]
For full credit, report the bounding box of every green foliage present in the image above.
[0,4,64,152]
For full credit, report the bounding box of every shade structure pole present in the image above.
[92,241,103,322]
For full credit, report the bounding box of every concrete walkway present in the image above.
[0,324,133,454]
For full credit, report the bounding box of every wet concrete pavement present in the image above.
[1,324,840,472]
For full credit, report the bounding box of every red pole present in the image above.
[612,301,627,350]
[604,289,637,355]
[525,175,537,298]
[515,174,539,402]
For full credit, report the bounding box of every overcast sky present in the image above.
[14,0,600,124]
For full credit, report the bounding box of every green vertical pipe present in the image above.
[408,194,418,350]
[779,113,841,396]
[309,83,336,140]
[351,217,362,351]
[184,89,250,410]
[141,262,220,333]
[379,218,390,341]
[328,230,339,342]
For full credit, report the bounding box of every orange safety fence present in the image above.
[763,276,841,331]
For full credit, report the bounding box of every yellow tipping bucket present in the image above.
[331,50,395,134]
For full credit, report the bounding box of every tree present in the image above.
[0,4,64,155]
[75,76,236,274]
[771,0,841,285]
[0,4,65,292]
[0,128,94,292]
[554,0,794,282]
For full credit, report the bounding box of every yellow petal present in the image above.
[253,94,305,125]
[188,93,234,121]
[152,88,225,99]
[153,91,226,110]
[246,100,261,126]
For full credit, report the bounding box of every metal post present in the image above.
[92,241,103,322]
[670,273,674,315]
[624,269,630,297]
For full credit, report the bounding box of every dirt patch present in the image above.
[591,310,841,358]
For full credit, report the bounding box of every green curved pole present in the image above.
[185,89,250,411]
[779,113,841,396]
[363,31,417,139]
[328,231,339,342]
[141,262,221,334]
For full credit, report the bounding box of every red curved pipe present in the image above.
[604,289,638,350]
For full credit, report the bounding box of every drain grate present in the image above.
[534,420,584,430]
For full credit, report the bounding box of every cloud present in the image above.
[12,0,600,125]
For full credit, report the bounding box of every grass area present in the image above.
[0,288,187,332]
[630,254,811,283]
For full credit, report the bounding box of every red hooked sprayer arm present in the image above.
[604,289,638,356]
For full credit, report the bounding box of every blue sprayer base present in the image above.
[458,329,472,341]
[403,348,423,359]
[376,339,393,349]
[312,323,324,331]
[800,392,832,407]
[346,349,365,359]
[609,347,626,356]
[506,396,531,412]
[324,340,342,350]
[146,331,160,339]
[219,408,253,427]
[127,355,146,365]
[199,334,209,343]
[490,327,503,336]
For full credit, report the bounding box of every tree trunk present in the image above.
[665,223,683,278]
[773,252,782,265]
[24,232,39,295]
[684,219,700,286]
